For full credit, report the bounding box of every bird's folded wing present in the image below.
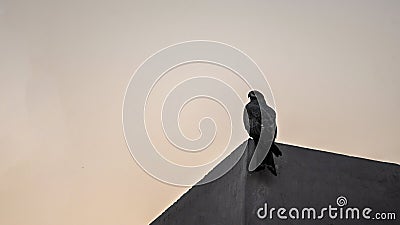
[248,123,276,171]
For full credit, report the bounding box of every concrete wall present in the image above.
[150,141,249,225]
[151,140,400,225]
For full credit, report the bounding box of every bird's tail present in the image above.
[253,142,281,175]
[270,143,282,157]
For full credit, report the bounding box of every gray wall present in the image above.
[150,141,249,225]
[151,140,400,225]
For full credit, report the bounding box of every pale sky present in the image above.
[1,0,399,224]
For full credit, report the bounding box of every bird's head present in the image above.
[248,90,264,101]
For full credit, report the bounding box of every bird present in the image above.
[243,90,282,176]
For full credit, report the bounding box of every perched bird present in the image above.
[243,90,282,175]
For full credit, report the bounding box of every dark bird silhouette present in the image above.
[243,90,282,175]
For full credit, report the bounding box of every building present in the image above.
[151,140,400,225]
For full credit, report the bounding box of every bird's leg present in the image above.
[265,151,277,176]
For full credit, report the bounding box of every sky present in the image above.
[1,0,399,224]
